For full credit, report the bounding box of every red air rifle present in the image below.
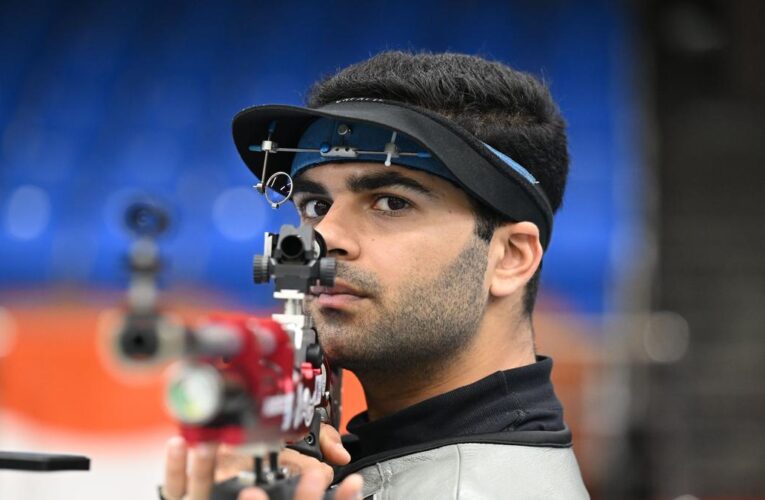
[114,202,340,499]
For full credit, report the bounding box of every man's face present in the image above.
[293,162,491,379]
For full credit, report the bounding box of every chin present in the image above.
[315,336,347,366]
[314,324,352,357]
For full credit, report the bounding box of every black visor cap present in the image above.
[232,99,554,249]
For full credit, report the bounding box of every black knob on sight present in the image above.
[253,255,271,284]
[119,313,160,359]
[318,258,336,287]
[305,343,323,369]
[125,202,169,238]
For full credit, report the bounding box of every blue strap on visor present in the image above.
[290,118,538,188]
[290,118,457,183]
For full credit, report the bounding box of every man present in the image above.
[161,51,588,499]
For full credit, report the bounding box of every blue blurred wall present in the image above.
[0,0,640,315]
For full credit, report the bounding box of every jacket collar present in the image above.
[343,356,565,461]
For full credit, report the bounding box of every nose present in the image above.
[314,202,361,260]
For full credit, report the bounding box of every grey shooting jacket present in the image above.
[353,442,588,499]
[334,358,589,499]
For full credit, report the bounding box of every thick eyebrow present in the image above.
[292,178,329,197]
[346,171,437,198]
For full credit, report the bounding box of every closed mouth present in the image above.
[310,280,368,298]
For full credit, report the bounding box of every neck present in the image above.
[359,314,536,421]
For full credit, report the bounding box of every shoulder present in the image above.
[354,443,589,500]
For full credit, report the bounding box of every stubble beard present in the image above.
[309,236,490,383]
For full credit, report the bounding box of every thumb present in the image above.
[318,423,351,465]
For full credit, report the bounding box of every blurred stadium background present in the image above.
[0,0,763,498]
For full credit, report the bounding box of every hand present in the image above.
[238,424,361,499]
[161,438,240,500]
[279,423,353,486]
[160,426,361,500]
[238,468,363,500]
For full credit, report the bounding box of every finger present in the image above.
[334,474,364,500]
[278,448,312,472]
[294,468,328,500]
[187,443,218,500]
[237,487,268,500]
[279,449,334,485]
[215,445,253,482]
[163,436,188,500]
[318,424,351,465]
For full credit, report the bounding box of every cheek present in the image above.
[360,244,406,292]
[361,219,475,286]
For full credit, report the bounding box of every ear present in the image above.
[487,222,544,299]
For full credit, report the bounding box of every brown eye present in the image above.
[372,196,410,212]
[303,199,331,218]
